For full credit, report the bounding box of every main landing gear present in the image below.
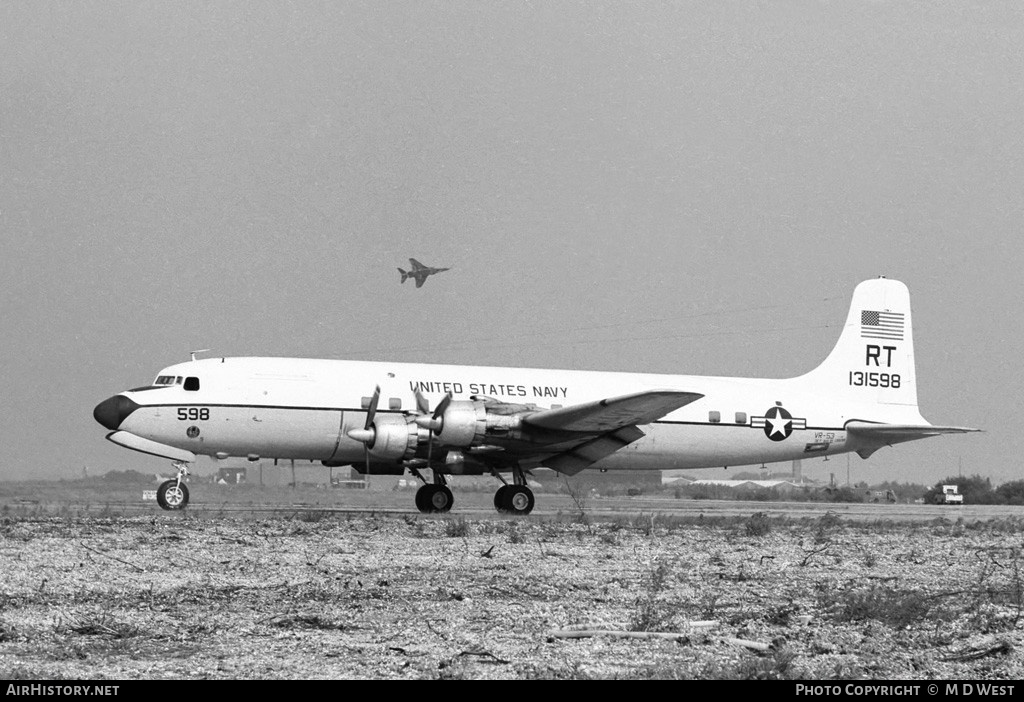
[412,468,454,514]
[408,465,535,515]
[157,461,190,511]
[415,483,454,513]
[493,466,535,515]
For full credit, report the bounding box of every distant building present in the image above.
[216,466,246,484]
[209,458,372,488]
[684,479,804,495]
[533,468,662,493]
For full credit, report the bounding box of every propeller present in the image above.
[346,385,380,474]
[414,389,452,467]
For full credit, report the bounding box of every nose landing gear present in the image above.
[157,462,190,511]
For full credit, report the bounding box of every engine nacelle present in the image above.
[367,415,418,460]
[435,400,488,446]
[433,399,532,447]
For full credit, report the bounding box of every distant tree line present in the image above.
[94,470,153,485]
[672,483,882,503]
[670,476,1024,505]
[923,474,1024,506]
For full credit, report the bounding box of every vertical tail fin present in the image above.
[398,268,408,283]
[795,277,919,411]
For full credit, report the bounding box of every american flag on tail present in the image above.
[861,310,904,341]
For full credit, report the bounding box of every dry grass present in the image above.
[0,511,1022,679]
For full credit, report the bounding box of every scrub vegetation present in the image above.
[1,506,1022,680]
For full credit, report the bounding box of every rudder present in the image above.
[795,277,919,409]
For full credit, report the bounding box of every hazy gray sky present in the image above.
[2,1,1021,485]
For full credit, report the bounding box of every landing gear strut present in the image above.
[413,470,453,514]
[157,461,190,511]
[494,466,534,515]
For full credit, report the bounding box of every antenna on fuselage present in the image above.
[190,349,211,362]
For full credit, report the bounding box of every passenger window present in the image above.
[389,398,402,410]
[735,412,747,424]
[184,377,200,391]
[708,411,721,423]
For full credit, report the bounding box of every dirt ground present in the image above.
[1,511,1022,680]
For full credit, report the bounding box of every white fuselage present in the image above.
[109,356,921,471]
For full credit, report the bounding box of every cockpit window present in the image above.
[184,377,200,391]
[154,375,177,386]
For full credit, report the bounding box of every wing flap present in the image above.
[543,426,645,476]
[523,390,703,434]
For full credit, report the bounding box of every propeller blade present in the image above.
[429,392,452,467]
[414,389,429,415]
[414,391,452,432]
[350,386,381,475]
[364,385,381,431]
[427,426,433,467]
[410,391,451,467]
[433,392,452,420]
[350,385,382,444]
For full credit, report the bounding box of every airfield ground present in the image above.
[0,484,1022,680]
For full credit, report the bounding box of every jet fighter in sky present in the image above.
[398,259,450,288]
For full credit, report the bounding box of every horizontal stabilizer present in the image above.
[846,421,982,458]
[523,390,704,434]
[847,422,982,438]
[106,431,196,462]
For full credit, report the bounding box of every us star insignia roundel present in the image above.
[751,406,807,442]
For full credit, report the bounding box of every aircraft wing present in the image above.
[846,421,982,458]
[515,390,702,475]
[415,277,425,288]
[523,390,704,433]
[409,258,425,270]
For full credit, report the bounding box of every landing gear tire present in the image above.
[157,480,189,511]
[415,484,453,514]
[494,485,509,511]
[497,485,534,515]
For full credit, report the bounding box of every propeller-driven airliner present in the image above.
[93,277,979,513]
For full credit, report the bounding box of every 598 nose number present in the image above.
[177,408,210,421]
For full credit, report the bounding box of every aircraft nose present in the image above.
[93,395,140,431]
